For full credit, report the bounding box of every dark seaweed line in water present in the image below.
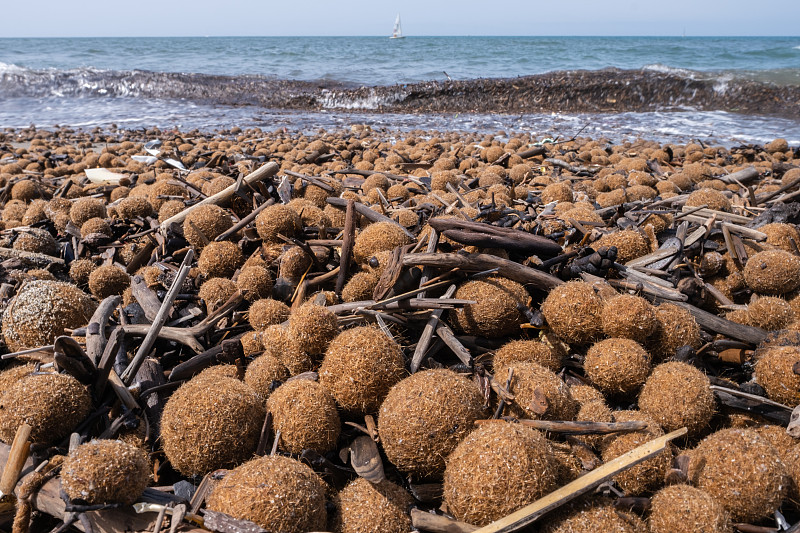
[2,67,799,118]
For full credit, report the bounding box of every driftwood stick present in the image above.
[515,146,547,159]
[130,276,164,323]
[476,419,648,436]
[335,199,356,296]
[718,166,759,185]
[121,250,194,384]
[159,162,278,230]
[411,509,478,533]
[651,298,767,345]
[472,428,687,533]
[411,285,457,372]
[0,423,31,505]
[0,247,64,266]
[86,296,121,365]
[428,218,562,257]
[214,199,274,242]
[402,253,563,292]
[326,197,415,239]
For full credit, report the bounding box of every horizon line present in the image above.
[2,34,799,39]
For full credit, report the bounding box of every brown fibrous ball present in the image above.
[205,455,327,533]
[116,196,154,219]
[13,228,57,256]
[88,265,130,299]
[0,372,91,444]
[639,361,715,436]
[754,346,800,406]
[648,303,701,361]
[602,427,672,495]
[541,281,603,345]
[61,440,150,505]
[493,339,564,373]
[70,197,107,226]
[266,378,340,454]
[378,369,486,478]
[160,376,264,476]
[243,353,287,400]
[255,204,302,243]
[197,241,243,278]
[593,229,650,263]
[584,338,652,397]
[2,280,96,351]
[261,325,313,375]
[352,221,411,264]
[496,361,578,421]
[198,277,238,312]
[444,421,558,526]
[743,249,800,295]
[649,484,732,533]
[747,296,795,331]
[182,204,233,249]
[248,298,290,331]
[287,304,339,356]
[451,276,528,338]
[334,478,413,533]
[319,326,406,414]
[69,259,97,286]
[80,217,113,238]
[236,265,273,301]
[601,294,657,343]
[689,428,787,523]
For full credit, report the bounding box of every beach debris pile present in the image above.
[0,124,797,533]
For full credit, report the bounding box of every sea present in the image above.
[1,36,800,145]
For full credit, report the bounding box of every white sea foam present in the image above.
[318,88,406,110]
[642,64,696,78]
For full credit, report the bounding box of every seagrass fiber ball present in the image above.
[2,280,96,351]
[198,241,243,279]
[198,277,238,312]
[689,428,787,523]
[287,304,339,356]
[754,346,800,406]
[584,338,652,397]
[540,281,603,345]
[443,420,558,526]
[352,221,411,264]
[61,440,150,505]
[335,478,412,533]
[261,325,313,375]
[648,302,701,361]
[266,379,340,454]
[236,265,273,302]
[0,372,91,444]
[493,339,564,373]
[451,276,528,338]
[378,369,486,478]
[601,294,657,343]
[601,428,672,495]
[243,353,288,401]
[639,361,715,436]
[319,326,406,414]
[182,204,232,249]
[497,361,579,421]
[88,265,130,299]
[205,455,327,533]
[70,197,107,226]
[248,298,290,331]
[542,500,646,533]
[649,484,732,533]
[160,376,264,476]
[255,204,302,244]
[743,249,800,295]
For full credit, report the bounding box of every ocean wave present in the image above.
[2,64,800,119]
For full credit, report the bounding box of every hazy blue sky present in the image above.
[2,0,798,37]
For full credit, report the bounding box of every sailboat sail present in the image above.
[390,14,404,39]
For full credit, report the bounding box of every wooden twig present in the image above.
[214,199,274,242]
[411,285,457,372]
[476,419,648,436]
[0,247,64,266]
[411,509,478,533]
[326,197,415,239]
[471,428,687,533]
[402,253,563,292]
[159,162,278,230]
[335,199,356,296]
[120,250,194,385]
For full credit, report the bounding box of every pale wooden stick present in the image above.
[411,509,478,533]
[120,250,193,384]
[0,423,31,501]
[158,161,278,230]
[471,428,687,533]
[0,247,64,265]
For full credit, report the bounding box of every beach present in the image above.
[0,34,799,533]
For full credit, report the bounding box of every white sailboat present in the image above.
[390,14,405,39]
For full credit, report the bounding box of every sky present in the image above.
[1,0,798,38]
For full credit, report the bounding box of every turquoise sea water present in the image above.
[1,36,800,143]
